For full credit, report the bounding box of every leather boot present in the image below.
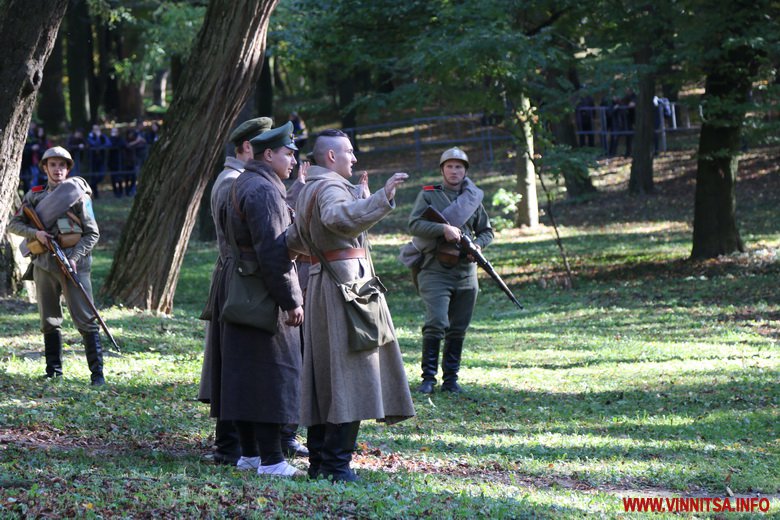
[306,424,326,479]
[81,331,105,386]
[319,421,360,482]
[416,337,440,394]
[281,423,309,458]
[43,331,63,378]
[441,337,464,393]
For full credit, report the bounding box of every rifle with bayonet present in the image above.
[22,204,121,352]
[422,205,523,310]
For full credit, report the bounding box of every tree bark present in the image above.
[629,47,656,195]
[0,0,69,242]
[512,95,539,228]
[66,0,91,130]
[100,0,279,313]
[691,48,757,259]
[38,30,67,134]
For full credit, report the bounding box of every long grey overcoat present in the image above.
[209,161,303,424]
[286,166,415,426]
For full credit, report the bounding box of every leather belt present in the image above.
[297,255,314,264]
[311,248,366,264]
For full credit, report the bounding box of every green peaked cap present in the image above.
[250,121,298,154]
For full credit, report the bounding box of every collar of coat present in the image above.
[304,165,354,187]
[242,160,287,197]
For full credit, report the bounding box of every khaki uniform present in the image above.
[8,182,100,334]
[408,184,493,388]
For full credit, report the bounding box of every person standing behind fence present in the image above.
[107,127,127,198]
[404,147,494,395]
[66,129,88,176]
[124,129,146,196]
[87,124,109,198]
[286,129,415,482]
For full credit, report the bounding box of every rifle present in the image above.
[422,206,523,310]
[22,204,121,352]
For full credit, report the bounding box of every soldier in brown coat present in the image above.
[287,129,415,481]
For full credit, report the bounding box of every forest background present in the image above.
[0,0,778,517]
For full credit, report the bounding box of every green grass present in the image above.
[1,149,778,518]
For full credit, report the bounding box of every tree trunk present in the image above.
[513,95,538,228]
[255,55,273,117]
[66,0,91,130]
[0,0,69,242]
[100,0,279,313]
[115,23,144,122]
[691,49,757,259]
[38,30,67,134]
[629,50,656,195]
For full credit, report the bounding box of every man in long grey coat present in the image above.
[198,117,272,465]
[287,129,415,482]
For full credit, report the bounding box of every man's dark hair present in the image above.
[317,129,348,138]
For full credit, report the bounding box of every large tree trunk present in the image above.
[38,30,67,134]
[0,0,69,242]
[691,49,757,259]
[115,23,144,122]
[100,0,279,313]
[66,0,91,131]
[513,95,539,228]
[629,48,656,195]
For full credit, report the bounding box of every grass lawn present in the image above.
[1,147,778,518]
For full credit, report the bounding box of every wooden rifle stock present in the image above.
[22,205,121,352]
[421,206,523,310]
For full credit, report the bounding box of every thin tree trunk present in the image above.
[66,0,91,130]
[512,95,539,228]
[38,30,67,134]
[0,0,69,242]
[629,50,656,195]
[691,49,757,258]
[100,0,279,313]
[255,56,273,117]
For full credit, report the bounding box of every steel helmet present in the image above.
[439,147,469,168]
[40,146,74,169]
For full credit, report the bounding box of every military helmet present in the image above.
[439,147,469,168]
[40,146,74,169]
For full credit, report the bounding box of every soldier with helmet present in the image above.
[404,147,493,394]
[8,146,104,386]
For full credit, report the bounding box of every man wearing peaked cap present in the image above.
[250,120,298,155]
[208,120,306,478]
[229,116,274,146]
[199,116,273,467]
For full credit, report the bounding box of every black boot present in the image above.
[441,338,464,393]
[306,424,326,479]
[319,421,360,482]
[81,331,105,386]
[213,420,240,465]
[417,337,440,394]
[281,423,309,458]
[43,331,63,378]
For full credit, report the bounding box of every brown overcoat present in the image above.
[286,166,415,426]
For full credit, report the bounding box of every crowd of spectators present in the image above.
[20,120,163,198]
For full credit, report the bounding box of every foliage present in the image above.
[490,188,522,232]
[1,147,779,517]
